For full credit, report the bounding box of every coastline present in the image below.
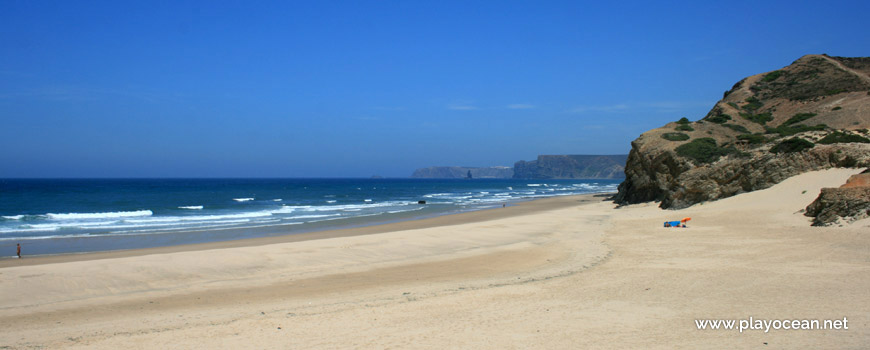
[1,168,868,349]
[0,193,607,267]
[0,178,621,259]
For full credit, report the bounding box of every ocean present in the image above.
[0,178,619,256]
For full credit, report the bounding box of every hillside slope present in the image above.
[615,54,870,209]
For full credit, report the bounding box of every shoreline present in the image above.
[0,193,611,268]
[1,168,867,349]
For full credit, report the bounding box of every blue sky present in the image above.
[1,1,868,177]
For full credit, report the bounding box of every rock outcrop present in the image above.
[805,169,870,226]
[411,166,513,179]
[513,155,628,179]
[615,55,870,209]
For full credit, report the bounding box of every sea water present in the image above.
[0,178,619,256]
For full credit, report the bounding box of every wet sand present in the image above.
[1,169,868,349]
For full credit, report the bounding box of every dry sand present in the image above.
[1,168,868,349]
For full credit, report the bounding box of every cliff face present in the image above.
[805,169,870,226]
[513,155,627,179]
[411,166,513,179]
[615,55,870,209]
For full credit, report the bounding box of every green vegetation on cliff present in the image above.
[737,134,767,144]
[740,111,773,125]
[783,113,817,126]
[616,55,870,210]
[817,132,870,144]
[722,124,750,133]
[706,113,731,124]
[749,56,870,101]
[675,138,740,164]
[661,133,690,141]
[770,138,815,153]
[765,124,827,137]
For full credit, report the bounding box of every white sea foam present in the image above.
[271,206,296,214]
[448,195,473,200]
[46,210,153,220]
[306,216,348,224]
[0,233,95,241]
[281,201,414,212]
[273,199,282,202]
[126,211,273,224]
[179,206,203,210]
[387,207,424,214]
[290,214,341,220]
[71,218,255,231]
[111,219,278,234]
[0,180,619,242]
[0,226,59,233]
[467,197,510,204]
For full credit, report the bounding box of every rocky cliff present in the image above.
[615,54,870,209]
[805,169,870,226]
[411,166,513,179]
[513,155,627,179]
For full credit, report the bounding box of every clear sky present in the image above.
[1,1,868,177]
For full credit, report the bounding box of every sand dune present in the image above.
[1,168,867,349]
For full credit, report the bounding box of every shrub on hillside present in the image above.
[817,132,870,144]
[770,138,815,153]
[737,134,767,144]
[742,96,763,111]
[722,123,750,133]
[661,132,690,141]
[765,124,827,137]
[783,113,817,126]
[740,112,773,125]
[706,113,731,124]
[675,138,738,164]
[762,70,784,82]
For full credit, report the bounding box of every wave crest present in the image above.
[46,210,153,220]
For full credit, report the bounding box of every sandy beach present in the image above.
[1,168,868,349]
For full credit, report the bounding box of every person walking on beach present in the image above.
[17,243,21,258]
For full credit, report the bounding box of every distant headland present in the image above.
[411,154,627,179]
